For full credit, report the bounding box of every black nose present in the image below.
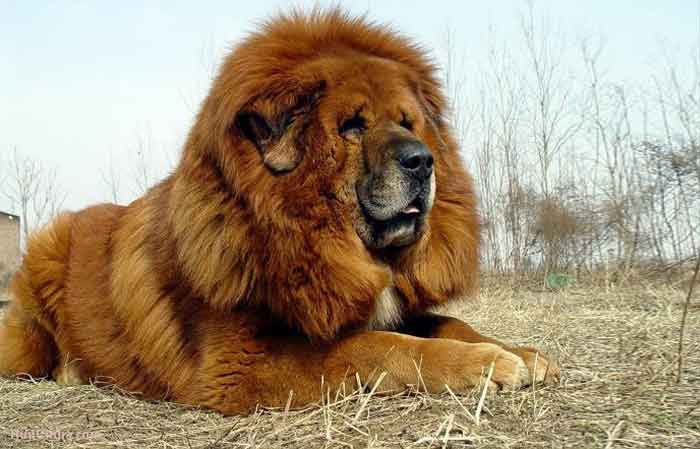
[397,141,434,180]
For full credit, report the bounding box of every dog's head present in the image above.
[177,10,479,339]
[233,61,439,252]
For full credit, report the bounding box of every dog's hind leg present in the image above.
[0,213,74,380]
[0,299,57,378]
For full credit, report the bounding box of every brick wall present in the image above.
[0,212,20,295]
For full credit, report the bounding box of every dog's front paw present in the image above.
[440,342,530,393]
[510,347,560,386]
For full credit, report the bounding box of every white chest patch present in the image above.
[366,287,404,331]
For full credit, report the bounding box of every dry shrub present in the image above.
[533,198,580,244]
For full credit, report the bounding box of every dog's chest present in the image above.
[366,287,403,331]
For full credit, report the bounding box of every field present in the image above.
[0,277,698,449]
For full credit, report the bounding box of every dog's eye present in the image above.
[283,114,296,129]
[399,113,413,131]
[339,114,366,136]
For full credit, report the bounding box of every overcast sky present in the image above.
[1,0,698,214]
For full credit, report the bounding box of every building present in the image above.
[0,210,21,295]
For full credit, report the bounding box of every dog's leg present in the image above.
[188,330,530,415]
[1,213,72,381]
[52,353,85,386]
[398,313,560,385]
[0,301,57,378]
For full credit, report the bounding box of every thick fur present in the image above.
[0,10,558,415]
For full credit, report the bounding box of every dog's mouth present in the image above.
[400,200,422,216]
[358,191,431,249]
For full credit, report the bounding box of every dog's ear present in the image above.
[235,110,300,173]
[234,81,325,173]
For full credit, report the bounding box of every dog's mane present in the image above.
[155,9,479,341]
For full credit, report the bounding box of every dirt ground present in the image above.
[0,277,698,449]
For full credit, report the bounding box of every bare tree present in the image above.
[100,148,122,204]
[438,2,700,275]
[131,125,156,196]
[127,123,181,198]
[520,1,582,202]
[1,147,66,246]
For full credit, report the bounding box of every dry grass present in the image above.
[1,278,698,448]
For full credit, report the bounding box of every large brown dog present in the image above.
[0,10,558,415]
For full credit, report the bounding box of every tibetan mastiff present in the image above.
[0,10,558,414]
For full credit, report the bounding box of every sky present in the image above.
[1,0,699,215]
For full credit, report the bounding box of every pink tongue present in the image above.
[402,205,420,214]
